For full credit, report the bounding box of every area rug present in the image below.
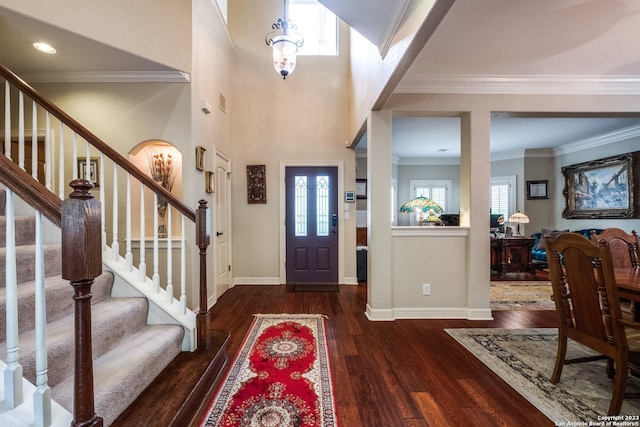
[446,328,640,424]
[490,280,555,310]
[199,314,338,427]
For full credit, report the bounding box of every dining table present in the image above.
[614,267,640,321]
[614,267,640,302]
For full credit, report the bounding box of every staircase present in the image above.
[0,212,185,426]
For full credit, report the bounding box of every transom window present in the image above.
[290,0,338,55]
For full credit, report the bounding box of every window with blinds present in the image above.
[490,175,516,217]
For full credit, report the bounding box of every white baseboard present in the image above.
[232,277,281,285]
[366,305,494,321]
[343,276,359,285]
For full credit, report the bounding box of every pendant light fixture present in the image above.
[265,0,304,79]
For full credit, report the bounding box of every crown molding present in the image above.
[378,0,411,58]
[21,70,191,84]
[553,123,640,155]
[395,74,640,95]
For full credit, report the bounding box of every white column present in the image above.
[365,110,394,320]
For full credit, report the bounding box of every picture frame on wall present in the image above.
[247,164,267,204]
[562,151,640,219]
[526,180,549,200]
[205,170,215,193]
[355,179,367,199]
[195,146,206,171]
[78,157,100,187]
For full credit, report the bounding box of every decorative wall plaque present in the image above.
[247,164,266,204]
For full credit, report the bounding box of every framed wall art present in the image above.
[527,180,549,200]
[205,170,215,193]
[247,164,266,204]
[562,151,640,219]
[78,157,100,187]
[355,179,367,199]
[195,146,206,171]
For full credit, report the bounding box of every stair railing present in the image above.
[1,64,211,426]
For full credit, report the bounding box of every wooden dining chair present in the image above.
[591,228,640,319]
[590,228,640,268]
[545,232,640,415]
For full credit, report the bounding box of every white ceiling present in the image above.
[2,0,640,159]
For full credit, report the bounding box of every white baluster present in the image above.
[4,80,10,159]
[18,91,24,170]
[33,210,52,427]
[166,205,173,303]
[58,122,64,199]
[45,113,52,191]
[3,189,23,407]
[180,215,187,314]
[100,153,107,252]
[112,164,120,260]
[31,100,38,180]
[71,133,78,180]
[139,182,146,281]
[152,193,160,292]
[125,173,133,270]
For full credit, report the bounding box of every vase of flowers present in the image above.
[149,151,177,238]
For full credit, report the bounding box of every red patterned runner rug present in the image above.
[200,314,339,427]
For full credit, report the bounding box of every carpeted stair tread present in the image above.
[52,323,184,427]
[2,296,151,388]
[0,244,62,287]
[0,272,114,338]
[0,215,36,247]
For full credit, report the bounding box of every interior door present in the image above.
[285,166,338,284]
[214,152,231,297]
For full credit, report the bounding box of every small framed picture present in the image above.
[355,179,367,199]
[78,157,100,187]
[205,170,215,193]
[527,180,548,200]
[195,146,206,171]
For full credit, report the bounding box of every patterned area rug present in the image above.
[446,328,640,424]
[199,314,338,427]
[490,280,555,310]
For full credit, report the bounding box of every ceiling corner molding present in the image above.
[553,124,640,156]
[395,74,640,95]
[523,148,555,158]
[490,148,526,162]
[22,70,191,84]
[377,0,411,58]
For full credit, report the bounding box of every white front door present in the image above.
[214,151,231,298]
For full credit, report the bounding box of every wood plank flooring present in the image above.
[199,282,558,426]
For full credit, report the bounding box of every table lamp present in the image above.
[508,211,529,236]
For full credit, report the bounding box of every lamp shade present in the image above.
[399,197,444,214]
[271,36,298,78]
[508,211,529,223]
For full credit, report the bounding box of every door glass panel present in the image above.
[295,176,308,236]
[316,175,329,236]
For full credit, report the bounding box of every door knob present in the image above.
[216,231,224,236]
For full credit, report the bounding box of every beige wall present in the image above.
[228,0,355,284]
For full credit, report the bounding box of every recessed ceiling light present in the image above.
[33,42,56,54]
[438,148,448,152]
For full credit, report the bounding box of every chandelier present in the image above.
[265,0,304,79]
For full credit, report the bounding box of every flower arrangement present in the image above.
[148,151,177,210]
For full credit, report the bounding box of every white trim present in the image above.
[391,226,469,237]
[22,71,191,83]
[279,160,345,285]
[395,74,640,95]
[553,123,640,156]
[232,277,281,285]
[365,305,493,321]
[343,276,359,285]
[377,0,411,57]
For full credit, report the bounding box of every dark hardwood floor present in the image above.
[195,282,557,427]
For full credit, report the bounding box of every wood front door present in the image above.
[285,166,338,284]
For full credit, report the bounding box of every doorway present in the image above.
[285,166,339,284]
[214,151,231,298]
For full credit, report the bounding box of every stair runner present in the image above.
[0,214,185,426]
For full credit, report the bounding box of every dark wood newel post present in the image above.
[62,180,103,427]
[195,200,210,349]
